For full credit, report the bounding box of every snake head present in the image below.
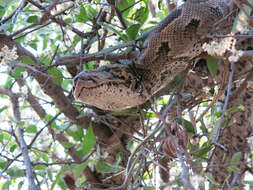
[73,64,146,111]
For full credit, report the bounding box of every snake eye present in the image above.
[101,66,110,72]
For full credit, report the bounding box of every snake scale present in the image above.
[73,0,232,111]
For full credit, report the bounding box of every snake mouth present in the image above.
[74,79,133,100]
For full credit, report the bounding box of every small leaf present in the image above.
[96,160,120,173]
[243,180,253,185]
[66,125,84,141]
[3,76,13,89]
[133,6,149,25]
[205,172,217,184]
[3,181,11,189]
[17,121,25,127]
[6,167,25,177]
[126,24,141,40]
[60,142,74,148]
[0,133,3,143]
[200,120,208,133]
[86,4,97,18]
[228,165,240,173]
[144,186,155,190]
[100,23,128,41]
[26,15,39,24]
[12,66,25,78]
[231,152,241,164]
[226,104,244,115]
[10,144,17,152]
[20,56,35,65]
[0,160,6,169]
[207,58,218,78]
[25,124,37,133]
[75,5,88,23]
[117,0,135,17]
[0,105,8,114]
[34,165,47,170]
[77,175,86,185]
[39,151,49,162]
[0,6,5,18]
[42,38,48,50]
[18,181,24,190]
[175,117,195,133]
[81,124,95,156]
[48,68,63,85]
[74,162,88,180]
[198,145,213,156]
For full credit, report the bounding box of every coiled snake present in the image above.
[73,0,232,111]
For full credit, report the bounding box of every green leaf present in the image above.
[96,160,120,173]
[3,76,13,88]
[207,58,218,78]
[60,141,74,148]
[74,162,88,180]
[100,23,128,41]
[144,186,155,190]
[10,144,17,152]
[0,160,7,169]
[86,4,97,18]
[81,124,95,156]
[197,144,213,156]
[42,38,48,50]
[77,175,86,185]
[40,152,49,162]
[34,165,47,170]
[66,125,84,141]
[75,5,88,23]
[0,105,8,114]
[228,165,240,173]
[200,120,208,133]
[25,124,37,133]
[2,181,11,190]
[126,24,141,40]
[231,152,241,164]
[26,15,39,24]
[117,0,135,17]
[133,5,149,25]
[0,133,3,143]
[243,180,253,185]
[0,6,5,18]
[174,117,195,133]
[12,66,25,78]
[6,167,25,178]
[18,181,24,190]
[48,68,63,85]
[20,56,35,65]
[64,18,72,23]
[17,121,25,127]
[205,172,217,184]
[57,174,67,190]
[226,104,244,116]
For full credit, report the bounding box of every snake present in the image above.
[73,0,232,111]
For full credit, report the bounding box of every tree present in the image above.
[0,0,252,189]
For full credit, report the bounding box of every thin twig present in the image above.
[227,172,239,190]
[178,149,195,190]
[211,62,234,144]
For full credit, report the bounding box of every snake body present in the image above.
[73,0,231,111]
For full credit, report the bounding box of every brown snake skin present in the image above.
[73,0,231,111]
